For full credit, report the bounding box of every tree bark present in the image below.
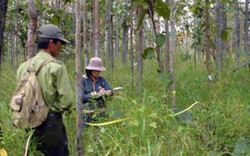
[122,20,129,64]
[27,0,38,59]
[0,0,8,70]
[244,0,249,56]
[170,0,176,108]
[205,0,212,80]
[11,26,15,71]
[165,0,170,73]
[115,14,119,59]
[235,0,240,62]
[82,0,88,68]
[137,6,143,94]
[130,2,134,88]
[215,0,223,73]
[105,0,114,68]
[93,0,100,57]
[16,0,20,69]
[75,0,83,155]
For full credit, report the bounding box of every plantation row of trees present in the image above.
[0,0,249,87]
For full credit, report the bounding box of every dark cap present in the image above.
[39,24,69,44]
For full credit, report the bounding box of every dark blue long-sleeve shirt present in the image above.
[81,75,112,104]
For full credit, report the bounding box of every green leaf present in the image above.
[155,34,166,47]
[51,15,59,26]
[135,8,148,32]
[154,1,170,20]
[142,47,155,60]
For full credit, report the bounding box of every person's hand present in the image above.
[105,90,113,97]
[98,88,106,97]
[90,91,98,98]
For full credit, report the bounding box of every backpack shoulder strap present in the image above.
[36,58,55,75]
[26,58,55,75]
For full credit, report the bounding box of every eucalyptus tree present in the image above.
[130,1,135,88]
[27,0,37,59]
[82,0,88,68]
[165,0,170,73]
[234,0,240,62]
[244,0,249,57]
[75,0,83,155]
[137,5,143,94]
[121,0,130,64]
[115,12,119,59]
[169,0,177,107]
[215,0,228,74]
[190,1,204,67]
[105,0,114,68]
[0,0,8,70]
[215,0,223,73]
[93,0,100,57]
[205,0,212,80]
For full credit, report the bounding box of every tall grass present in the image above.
[0,56,249,155]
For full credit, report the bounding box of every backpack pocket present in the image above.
[10,94,24,111]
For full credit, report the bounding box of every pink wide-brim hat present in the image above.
[85,57,106,71]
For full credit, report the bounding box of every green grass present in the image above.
[0,56,249,156]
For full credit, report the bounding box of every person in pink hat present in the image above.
[81,57,113,128]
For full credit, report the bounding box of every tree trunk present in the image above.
[146,0,163,73]
[244,0,249,56]
[130,2,134,88]
[165,0,170,73]
[93,0,100,57]
[0,0,8,70]
[27,0,38,59]
[215,0,223,73]
[205,0,212,80]
[221,6,227,67]
[115,13,119,59]
[137,6,143,94]
[82,0,88,68]
[235,0,240,62]
[122,21,129,64]
[75,0,83,155]
[105,0,114,68]
[16,0,20,69]
[11,26,15,71]
[170,0,177,108]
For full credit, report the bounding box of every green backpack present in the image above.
[10,58,54,129]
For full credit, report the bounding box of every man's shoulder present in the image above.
[48,59,64,68]
[17,60,29,71]
[53,59,64,65]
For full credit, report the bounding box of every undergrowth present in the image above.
[0,57,249,156]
